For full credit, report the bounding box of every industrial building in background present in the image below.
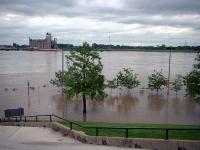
[29,33,57,50]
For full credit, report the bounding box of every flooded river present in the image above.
[0,51,199,124]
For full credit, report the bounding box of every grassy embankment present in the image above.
[1,118,199,140]
[58,121,200,140]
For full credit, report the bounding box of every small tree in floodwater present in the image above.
[50,42,106,115]
[171,75,183,95]
[107,78,118,93]
[116,68,140,94]
[184,51,200,101]
[148,70,167,93]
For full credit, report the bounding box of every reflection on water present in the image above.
[0,51,200,124]
[184,96,196,115]
[51,94,69,119]
[147,94,166,112]
[88,100,104,113]
[171,97,181,115]
[49,91,200,124]
[72,100,82,113]
[108,95,139,114]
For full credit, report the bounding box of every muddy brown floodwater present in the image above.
[0,51,199,124]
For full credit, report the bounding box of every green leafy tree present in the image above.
[116,68,140,94]
[184,52,200,100]
[171,75,183,94]
[50,71,67,87]
[50,42,106,114]
[148,70,167,93]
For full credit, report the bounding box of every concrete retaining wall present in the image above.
[1,122,200,150]
[0,121,51,127]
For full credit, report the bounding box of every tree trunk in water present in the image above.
[83,92,86,114]
[83,113,87,122]
[156,88,159,93]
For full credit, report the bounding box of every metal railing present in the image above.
[2,114,200,140]
[3,114,52,122]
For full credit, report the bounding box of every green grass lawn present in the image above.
[1,117,199,140]
[58,121,200,140]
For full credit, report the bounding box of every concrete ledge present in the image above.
[1,122,200,150]
[0,121,51,128]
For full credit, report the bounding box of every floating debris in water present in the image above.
[30,86,35,90]
[42,84,47,88]
[12,88,17,91]
[4,88,9,91]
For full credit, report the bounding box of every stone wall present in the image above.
[1,122,200,150]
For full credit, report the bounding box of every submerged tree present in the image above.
[50,71,67,87]
[116,68,140,94]
[50,42,106,114]
[171,75,183,95]
[184,51,200,101]
[107,78,118,93]
[148,70,167,93]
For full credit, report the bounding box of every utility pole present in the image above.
[61,48,64,96]
[27,80,31,109]
[184,40,187,47]
[27,80,30,97]
[167,48,171,96]
[165,46,171,125]
[109,35,111,50]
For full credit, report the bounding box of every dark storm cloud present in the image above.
[0,0,199,25]
[0,0,78,16]
[1,0,199,15]
[125,0,200,15]
[0,0,199,45]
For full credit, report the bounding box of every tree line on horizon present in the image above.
[2,42,199,52]
[57,43,199,52]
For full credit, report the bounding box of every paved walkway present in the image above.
[0,126,148,150]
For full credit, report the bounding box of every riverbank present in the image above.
[0,125,136,150]
[1,120,199,150]
[1,119,199,140]
[59,121,200,140]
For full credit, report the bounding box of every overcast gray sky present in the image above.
[0,0,200,46]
